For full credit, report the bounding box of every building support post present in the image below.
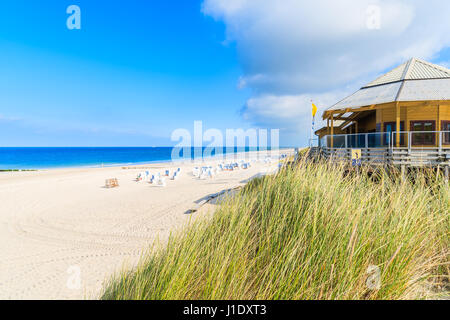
[330,113,334,149]
[437,104,441,152]
[445,166,449,186]
[355,122,359,148]
[396,102,401,147]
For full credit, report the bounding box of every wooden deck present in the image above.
[318,147,450,168]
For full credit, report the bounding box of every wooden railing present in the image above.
[317,131,450,167]
[391,148,450,166]
[318,147,450,167]
[321,147,389,165]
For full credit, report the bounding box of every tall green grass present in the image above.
[101,161,449,300]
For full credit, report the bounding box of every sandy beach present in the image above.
[0,150,291,300]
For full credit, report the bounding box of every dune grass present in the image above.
[101,160,449,300]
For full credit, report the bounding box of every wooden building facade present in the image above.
[315,58,450,168]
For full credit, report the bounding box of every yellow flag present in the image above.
[312,103,318,117]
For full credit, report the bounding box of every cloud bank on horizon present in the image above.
[202,0,450,145]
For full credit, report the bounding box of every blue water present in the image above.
[0,147,267,170]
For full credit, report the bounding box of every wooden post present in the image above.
[405,105,409,148]
[445,166,449,186]
[437,104,441,149]
[396,102,401,147]
[330,113,334,149]
[380,122,384,146]
[327,118,330,135]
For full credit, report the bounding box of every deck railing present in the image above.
[319,132,393,149]
[319,131,450,149]
[317,131,450,167]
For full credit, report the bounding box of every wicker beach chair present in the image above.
[105,178,119,188]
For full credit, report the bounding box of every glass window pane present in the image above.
[444,122,450,143]
[412,133,422,144]
[424,133,433,143]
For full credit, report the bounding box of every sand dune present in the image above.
[0,151,288,299]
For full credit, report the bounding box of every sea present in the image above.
[0,147,278,170]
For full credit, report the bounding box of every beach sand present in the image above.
[0,150,291,299]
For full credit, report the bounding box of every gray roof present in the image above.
[328,58,450,111]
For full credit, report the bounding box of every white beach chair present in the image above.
[153,176,166,187]
[192,167,200,177]
[199,169,207,180]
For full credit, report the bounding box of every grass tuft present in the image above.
[101,160,449,300]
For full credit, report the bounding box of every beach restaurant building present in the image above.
[315,58,450,167]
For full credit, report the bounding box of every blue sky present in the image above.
[1,1,450,147]
[0,0,251,146]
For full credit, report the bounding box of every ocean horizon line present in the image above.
[0,146,293,170]
[0,146,295,148]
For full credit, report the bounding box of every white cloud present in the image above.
[241,91,348,144]
[439,61,450,69]
[202,0,450,145]
[241,91,344,131]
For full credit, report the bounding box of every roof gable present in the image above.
[363,58,450,88]
[325,58,450,114]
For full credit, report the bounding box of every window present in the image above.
[410,121,436,145]
[384,121,404,146]
[442,121,450,144]
[376,123,381,132]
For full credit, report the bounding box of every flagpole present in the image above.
[310,100,312,147]
[310,100,316,147]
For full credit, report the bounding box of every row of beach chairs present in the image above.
[190,154,287,180]
[192,160,253,180]
[136,168,182,187]
[108,154,287,189]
